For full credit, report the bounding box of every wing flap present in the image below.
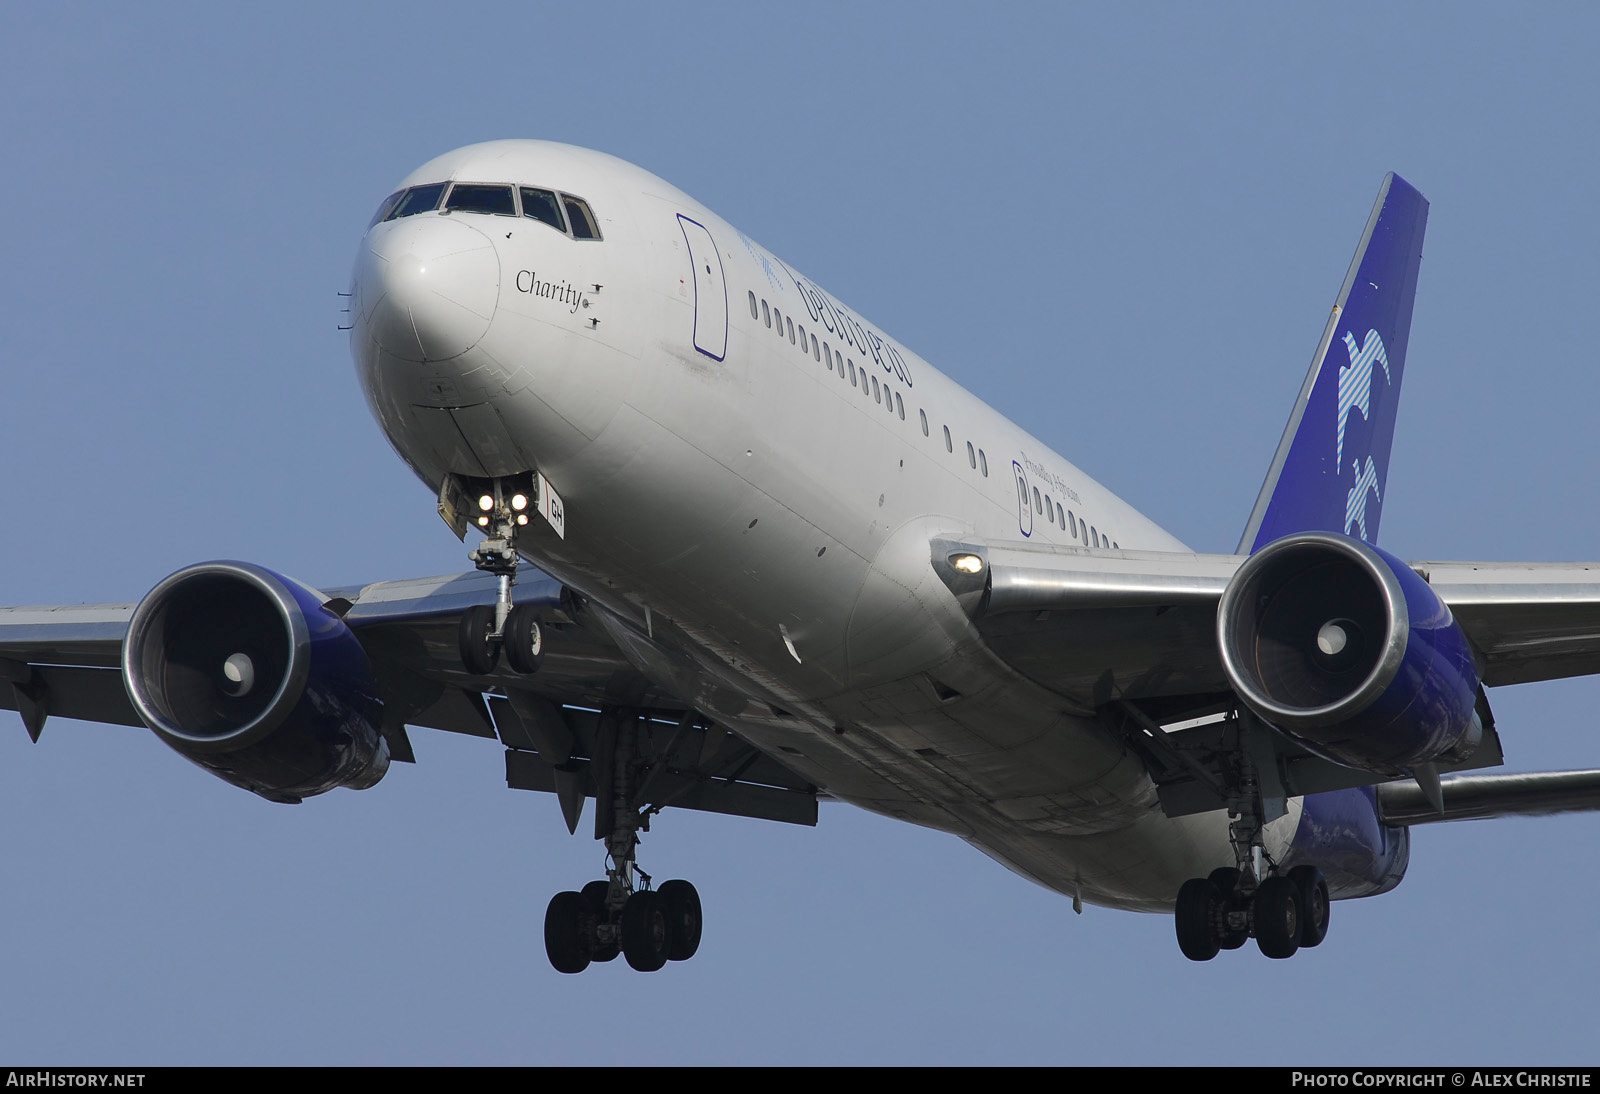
[0,665,143,731]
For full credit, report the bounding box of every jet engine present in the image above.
[123,561,389,803]
[1217,532,1480,775]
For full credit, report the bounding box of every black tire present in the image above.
[1208,867,1248,950]
[504,606,545,675]
[582,880,620,963]
[1175,877,1220,961]
[621,890,670,972]
[458,604,499,675]
[1254,875,1303,959]
[1289,865,1331,948]
[543,891,592,974]
[658,879,703,961]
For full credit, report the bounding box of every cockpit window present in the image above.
[445,183,516,217]
[386,183,447,220]
[367,190,406,229]
[563,195,601,240]
[520,188,567,233]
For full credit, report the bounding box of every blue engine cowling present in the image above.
[1217,532,1481,776]
[1280,786,1410,900]
[122,561,389,803]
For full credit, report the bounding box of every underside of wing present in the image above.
[1420,562,1600,685]
[0,564,816,824]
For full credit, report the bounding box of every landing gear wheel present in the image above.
[504,606,545,675]
[1207,867,1248,950]
[1254,875,1303,960]
[658,879,702,961]
[621,890,670,972]
[582,880,620,962]
[1289,865,1330,948]
[544,890,593,974]
[1175,877,1220,961]
[458,604,499,675]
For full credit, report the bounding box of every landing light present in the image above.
[516,514,528,526]
[478,515,490,527]
[950,553,985,575]
[511,493,528,511]
[478,494,495,512]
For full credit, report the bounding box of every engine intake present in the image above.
[1217,532,1480,775]
[123,562,389,802]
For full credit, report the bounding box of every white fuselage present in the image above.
[348,140,1299,911]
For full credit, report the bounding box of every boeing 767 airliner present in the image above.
[5,141,1599,970]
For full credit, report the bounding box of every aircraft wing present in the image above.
[934,537,1600,699]
[932,536,1600,816]
[0,568,818,827]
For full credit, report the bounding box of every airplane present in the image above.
[4,139,1599,972]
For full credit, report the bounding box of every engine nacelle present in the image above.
[123,561,389,803]
[1217,532,1480,776]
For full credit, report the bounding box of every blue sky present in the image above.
[1,2,1597,1064]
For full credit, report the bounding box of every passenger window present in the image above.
[848,360,857,386]
[1056,502,1064,528]
[812,334,820,361]
[824,342,832,370]
[967,441,976,469]
[943,425,953,453]
[773,307,783,333]
[748,291,759,320]
[1092,527,1100,547]
[562,195,602,239]
[979,449,988,476]
[763,300,771,327]
[920,409,929,436]
[837,350,846,378]
[797,323,805,348]
[1044,492,1052,515]
[872,375,881,402]
[368,190,406,229]
[1113,541,1120,550]
[787,317,796,344]
[1033,487,1043,513]
[388,183,447,220]
[896,392,905,420]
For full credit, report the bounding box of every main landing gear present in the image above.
[457,480,545,676]
[1173,724,1331,961]
[1175,863,1330,962]
[544,874,703,974]
[542,709,705,974]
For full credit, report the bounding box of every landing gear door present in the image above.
[677,214,727,361]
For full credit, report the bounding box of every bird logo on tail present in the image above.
[1336,329,1391,474]
[1344,456,1382,541]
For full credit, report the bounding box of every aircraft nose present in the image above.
[358,217,499,361]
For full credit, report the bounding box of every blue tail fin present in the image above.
[1236,174,1429,554]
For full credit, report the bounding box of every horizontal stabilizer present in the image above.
[1377,769,1600,825]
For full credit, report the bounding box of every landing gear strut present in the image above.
[542,709,704,974]
[457,479,544,676]
[1172,714,1332,961]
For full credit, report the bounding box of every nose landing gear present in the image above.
[456,478,544,676]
